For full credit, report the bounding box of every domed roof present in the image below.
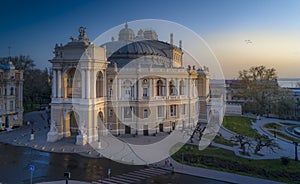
[110,40,173,59]
[118,23,135,41]
[108,40,174,68]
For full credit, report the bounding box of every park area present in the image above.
[171,116,300,183]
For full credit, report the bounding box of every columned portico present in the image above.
[47,27,109,145]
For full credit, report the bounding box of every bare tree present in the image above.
[254,135,280,154]
[231,135,252,155]
[190,123,206,143]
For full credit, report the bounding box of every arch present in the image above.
[63,68,81,98]
[96,71,104,98]
[64,111,79,138]
[156,79,164,96]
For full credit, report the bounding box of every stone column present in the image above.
[118,79,122,99]
[103,70,107,97]
[86,70,90,99]
[91,70,96,99]
[138,79,142,99]
[149,78,152,97]
[152,78,156,97]
[52,70,57,98]
[81,69,85,99]
[165,79,169,96]
[57,70,61,98]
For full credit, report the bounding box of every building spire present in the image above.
[170,33,173,45]
[125,22,128,29]
[78,26,88,41]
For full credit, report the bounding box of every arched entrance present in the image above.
[64,111,79,139]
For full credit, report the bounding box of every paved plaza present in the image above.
[0,111,288,184]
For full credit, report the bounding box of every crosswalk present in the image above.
[92,167,171,184]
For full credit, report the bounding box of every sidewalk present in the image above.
[160,157,283,184]
[38,180,89,184]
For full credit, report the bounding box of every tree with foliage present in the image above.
[238,65,279,115]
[272,89,295,119]
[0,55,35,70]
[231,135,252,155]
[0,55,51,112]
[23,68,51,111]
[254,135,279,154]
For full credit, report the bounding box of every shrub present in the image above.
[280,157,290,165]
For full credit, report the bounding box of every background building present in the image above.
[0,61,23,130]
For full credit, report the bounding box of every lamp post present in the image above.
[293,141,298,161]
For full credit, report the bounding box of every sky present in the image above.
[0,0,299,79]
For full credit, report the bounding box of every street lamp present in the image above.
[293,141,298,161]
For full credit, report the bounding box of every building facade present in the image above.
[47,25,210,145]
[0,61,23,130]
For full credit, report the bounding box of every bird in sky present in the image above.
[245,39,252,44]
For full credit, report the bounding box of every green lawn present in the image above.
[172,144,300,183]
[213,136,237,146]
[263,122,282,130]
[269,130,300,143]
[222,116,257,138]
[280,122,299,126]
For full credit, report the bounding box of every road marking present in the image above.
[92,167,171,184]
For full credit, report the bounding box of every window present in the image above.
[109,109,113,117]
[0,88,1,96]
[156,80,164,96]
[10,101,14,111]
[170,105,177,117]
[4,103,7,110]
[143,109,148,118]
[181,104,186,115]
[109,88,113,97]
[10,87,14,95]
[124,107,132,118]
[4,88,7,96]
[143,88,148,97]
[157,106,165,118]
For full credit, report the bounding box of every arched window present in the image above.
[156,80,164,96]
[96,71,104,98]
[65,68,81,98]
